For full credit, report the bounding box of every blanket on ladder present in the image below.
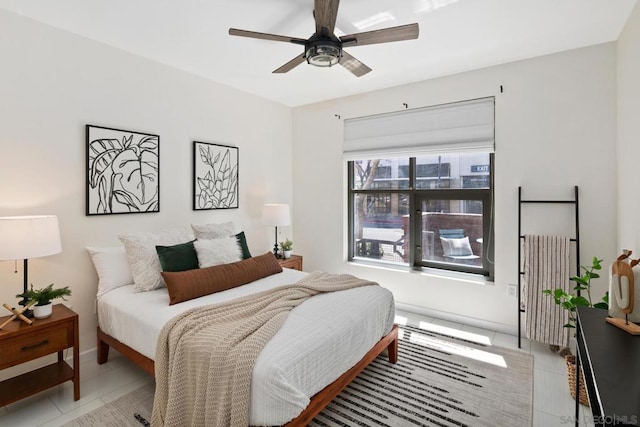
[150,271,378,427]
[523,234,571,347]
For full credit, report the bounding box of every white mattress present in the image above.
[97,268,395,425]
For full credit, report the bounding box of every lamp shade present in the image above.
[262,204,291,227]
[0,215,62,260]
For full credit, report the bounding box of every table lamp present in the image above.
[0,215,62,317]
[262,204,290,258]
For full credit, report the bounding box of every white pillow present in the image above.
[192,221,236,240]
[119,225,194,292]
[440,236,473,257]
[87,246,134,298]
[194,237,242,268]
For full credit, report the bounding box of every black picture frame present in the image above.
[86,124,160,216]
[193,141,239,210]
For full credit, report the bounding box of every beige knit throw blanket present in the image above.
[150,271,378,427]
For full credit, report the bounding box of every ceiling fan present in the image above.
[229,0,419,77]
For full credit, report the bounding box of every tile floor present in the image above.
[0,310,594,427]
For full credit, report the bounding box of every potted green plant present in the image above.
[17,283,72,319]
[542,256,608,406]
[279,239,293,259]
[543,256,609,330]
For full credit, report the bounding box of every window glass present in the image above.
[416,154,490,189]
[352,192,409,265]
[419,199,484,269]
[348,155,493,278]
[352,159,410,190]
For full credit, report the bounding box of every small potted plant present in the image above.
[543,256,609,330]
[17,283,72,319]
[279,239,293,259]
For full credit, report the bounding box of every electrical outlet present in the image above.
[507,284,518,298]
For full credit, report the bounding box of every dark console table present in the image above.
[575,306,640,426]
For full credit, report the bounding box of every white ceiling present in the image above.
[0,0,636,107]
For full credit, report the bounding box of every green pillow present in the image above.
[236,232,252,260]
[156,240,199,272]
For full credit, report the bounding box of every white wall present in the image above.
[618,2,640,251]
[293,43,618,330]
[0,9,293,361]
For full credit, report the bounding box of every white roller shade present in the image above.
[343,97,494,160]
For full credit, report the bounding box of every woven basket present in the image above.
[564,354,589,407]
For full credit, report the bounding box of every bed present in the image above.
[95,266,398,426]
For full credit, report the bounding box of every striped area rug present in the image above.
[312,322,532,426]
[66,321,532,427]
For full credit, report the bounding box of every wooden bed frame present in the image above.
[97,324,398,426]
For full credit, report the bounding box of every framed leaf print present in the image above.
[193,141,239,210]
[86,125,160,215]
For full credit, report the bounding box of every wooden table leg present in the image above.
[73,316,80,401]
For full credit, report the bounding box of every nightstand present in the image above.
[279,254,303,271]
[0,304,79,406]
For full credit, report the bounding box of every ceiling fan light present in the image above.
[305,43,341,67]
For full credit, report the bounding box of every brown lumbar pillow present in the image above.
[162,252,283,305]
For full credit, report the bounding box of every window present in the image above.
[348,154,493,277]
[344,97,495,278]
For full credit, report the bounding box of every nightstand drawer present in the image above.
[0,323,71,368]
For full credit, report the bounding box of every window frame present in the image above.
[348,155,494,279]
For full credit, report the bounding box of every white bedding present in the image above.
[97,268,395,425]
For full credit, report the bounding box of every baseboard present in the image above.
[64,347,98,366]
[395,301,518,336]
[79,347,98,364]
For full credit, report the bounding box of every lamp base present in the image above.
[273,235,281,259]
[18,299,34,319]
[15,308,34,319]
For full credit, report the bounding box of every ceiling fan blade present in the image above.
[340,23,419,47]
[340,51,372,77]
[273,54,306,74]
[229,28,307,45]
[314,0,340,35]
